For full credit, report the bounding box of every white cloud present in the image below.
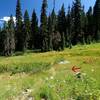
[0,17,10,22]
[0,16,16,23]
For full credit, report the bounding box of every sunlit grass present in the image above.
[0,43,100,100]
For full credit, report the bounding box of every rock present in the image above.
[58,60,70,64]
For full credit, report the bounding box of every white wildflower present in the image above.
[91,69,94,72]
[90,93,92,96]
[50,76,54,80]
[85,90,88,93]
[63,80,66,83]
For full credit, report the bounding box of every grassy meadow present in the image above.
[0,43,100,100]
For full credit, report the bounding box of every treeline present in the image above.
[0,0,100,56]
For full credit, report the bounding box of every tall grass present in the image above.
[0,62,51,74]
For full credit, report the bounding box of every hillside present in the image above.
[0,43,100,100]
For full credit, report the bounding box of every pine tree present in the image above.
[31,9,39,49]
[8,15,15,55]
[47,9,56,51]
[69,4,76,46]
[86,7,93,43]
[15,0,23,51]
[93,0,100,41]
[0,22,10,56]
[40,0,48,52]
[80,6,86,44]
[72,0,83,44]
[66,6,72,49]
[51,9,56,33]
[57,4,66,50]
[47,14,53,51]
[0,16,15,56]
[23,10,31,51]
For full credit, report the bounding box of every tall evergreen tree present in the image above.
[51,9,56,33]
[57,4,66,50]
[72,0,83,44]
[0,16,15,56]
[66,6,72,48]
[86,6,93,43]
[40,0,48,52]
[0,22,10,56]
[47,14,53,51]
[93,0,100,41]
[47,9,56,51]
[69,4,76,46]
[81,6,86,44]
[23,10,31,50]
[8,15,15,55]
[31,10,39,49]
[15,0,23,51]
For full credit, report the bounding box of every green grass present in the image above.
[0,43,100,100]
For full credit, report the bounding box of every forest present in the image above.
[0,0,100,56]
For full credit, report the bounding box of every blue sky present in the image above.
[0,0,96,24]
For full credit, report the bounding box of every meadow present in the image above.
[0,43,100,100]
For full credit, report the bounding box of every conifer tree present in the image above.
[72,0,82,44]
[51,9,56,33]
[40,0,48,52]
[57,4,66,50]
[8,15,15,55]
[86,7,93,43]
[47,9,56,51]
[66,6,72,48]
[69,4,75,46]
[81,6,86,44]
[47,14,53,51]
[93,0,100,41]
[31,10,39,49]
[0,16,15,56]
[0,22,10,56]
[23,10,31,50]
[15,0,23,51]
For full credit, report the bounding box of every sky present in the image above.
[0,0,96,25]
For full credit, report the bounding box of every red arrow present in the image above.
[72,66,81,72]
